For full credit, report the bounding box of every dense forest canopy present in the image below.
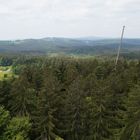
[0,55,140,140]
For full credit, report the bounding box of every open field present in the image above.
[0,66,13,80]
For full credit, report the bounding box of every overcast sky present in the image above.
[0,0,140,40]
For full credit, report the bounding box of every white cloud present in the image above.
[0,0,139,39]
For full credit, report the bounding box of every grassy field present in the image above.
[0,66,13,80]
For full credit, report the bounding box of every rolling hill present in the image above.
[0,37,140,56]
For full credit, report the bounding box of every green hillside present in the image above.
[0,38,140,56]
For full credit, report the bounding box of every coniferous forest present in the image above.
[0,55,140,140]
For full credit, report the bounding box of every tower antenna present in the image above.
[115,26,125,69]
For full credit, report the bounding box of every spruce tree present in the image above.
[34,68,60,140]
[121,85,140,140]
[9,74,36,116]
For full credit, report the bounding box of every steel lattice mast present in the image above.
[115,26,125,69]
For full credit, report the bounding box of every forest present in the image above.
[0,55,140,140]
[0,38,140,56]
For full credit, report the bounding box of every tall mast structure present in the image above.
[115,26,125,69]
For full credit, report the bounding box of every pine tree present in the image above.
[34,68,60,140]
[121,85,140,140]
[9,74,37,116]
[87,79,119,140]
[0,106,10,137]
[66,76,86,140]
[0,80,12,109]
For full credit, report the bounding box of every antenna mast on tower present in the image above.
[115,26,125,69]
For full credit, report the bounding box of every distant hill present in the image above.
[0,37,140,56]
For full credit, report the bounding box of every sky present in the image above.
[0,0,140,40]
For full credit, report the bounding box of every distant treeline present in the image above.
[0,38,140,56]
[0,56,140,140]
[0,51,140,67]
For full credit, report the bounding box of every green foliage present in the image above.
[9,74,37,116]
[0,106,10,134]
[34,69,60,140]
[0,80,12,109]
[121,85,140,140]
[3,116,31,140]
[0,55,140,140]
